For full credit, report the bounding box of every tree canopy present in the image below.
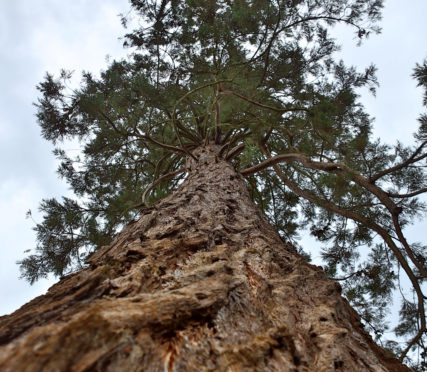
[21,0,426,368]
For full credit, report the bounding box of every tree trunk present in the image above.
[0,146,409,371]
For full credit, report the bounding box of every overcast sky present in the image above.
[0,0,426,317]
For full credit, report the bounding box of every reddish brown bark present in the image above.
[0,146,409,371]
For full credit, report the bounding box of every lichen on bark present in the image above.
[0,146,409,371]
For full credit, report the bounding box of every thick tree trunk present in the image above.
[0,146,408,371]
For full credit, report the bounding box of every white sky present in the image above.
[0,0,426,318]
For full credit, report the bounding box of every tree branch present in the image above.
[225,143,245,161]
[221,90,309,114]
[99,111,128,137]
[240,153,305,175]
[133,130,187,154]
[387,188,427,198]
[141,167,186,206]
[168,114,203,144]
[241,150,427,277]
[370,140,427,183]
[280,15,366,35]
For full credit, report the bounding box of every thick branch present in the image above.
[224,143,245,161]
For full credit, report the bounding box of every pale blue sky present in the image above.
[0,0,425,318]
[0,0,129,315]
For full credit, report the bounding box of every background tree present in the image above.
[18,0,425,367]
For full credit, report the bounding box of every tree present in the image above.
[3,0,425,369]
[0,145,411,371]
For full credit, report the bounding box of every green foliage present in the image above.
[21,0,426,366]
[20,197,111,283]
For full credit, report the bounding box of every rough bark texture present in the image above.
[0,146,409,371]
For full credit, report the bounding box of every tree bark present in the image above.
[0,145,409,371]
